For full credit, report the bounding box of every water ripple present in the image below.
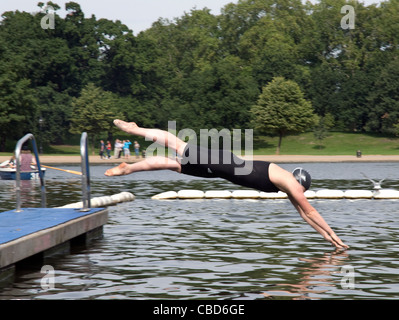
[1,163,399,299]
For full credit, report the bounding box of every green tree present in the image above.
[70,83,122,153]
[235,0,312,87]
[239,18,301,86]
[187,56,258,130]
[137,9,224,128]
[0,64,37,151]
[365,57,399,133]
[35,85,73,145]
[308,0,384,131]
[251,77,317,154]
[0,15,38,151]
[313,113,335,148]
[3,0,399,149]
[363,0,399,133]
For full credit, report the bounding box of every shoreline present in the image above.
[2,154,399,164]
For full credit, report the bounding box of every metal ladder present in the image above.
[15,132,91,212]
[80,132,91,211]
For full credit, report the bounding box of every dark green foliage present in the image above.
[1,0,399,151]
[252,77,317,154]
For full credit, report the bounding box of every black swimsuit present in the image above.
[180,144,279,193]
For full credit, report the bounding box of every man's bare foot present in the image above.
[114,119,139,135]
[105,162,129,176]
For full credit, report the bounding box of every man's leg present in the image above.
[113,120,187,156]
[105,156,181,176]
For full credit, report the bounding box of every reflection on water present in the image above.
[263,251,350,299]
[1,163,399,299]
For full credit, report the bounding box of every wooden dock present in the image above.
[0,207,108,278]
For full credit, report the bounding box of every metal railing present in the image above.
[14,132,91,212]
[80,132,91,211]
[15,134,46,212]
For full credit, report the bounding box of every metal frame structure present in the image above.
[15,134,46,212]
[14,132,91,212]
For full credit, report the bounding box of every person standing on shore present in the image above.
[106,141,112,159]
[114,139,123,159]
[99,140,105,159]
[123,139,131,159]
[134,141,140,159]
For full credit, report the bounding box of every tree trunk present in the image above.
[276,133,283,155]
[92,135,96,155]
[0,135,6,152]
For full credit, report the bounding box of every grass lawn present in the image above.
[253,132,399,155]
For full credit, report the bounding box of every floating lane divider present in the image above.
[151,189,399,200]
[205,190,232,199]
[373,189,399,199]
[343,190,373,199]
[58,192,135,209]
[315,190,345,199]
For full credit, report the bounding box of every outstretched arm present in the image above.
[288,194,348,249]
[269,163,348,250]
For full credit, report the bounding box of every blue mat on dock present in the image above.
[0,208,104,245]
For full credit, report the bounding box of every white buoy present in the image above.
[97,197,106,206]
[120,191,135,201]
[57,192,135,208]
[151,189,399,201]
[204,190,232,199]
[90,198,101,207]
[316,190,345,199]
[60,201,83,209]
[177,190,205,199]
[151,191,178,200]
[231,190,260,199]
[373,189,399,199]
[304,190,316,199]
[111,194,123,203]
[259,191,287,199]
[102,196,113,205]
[344,190,373,199]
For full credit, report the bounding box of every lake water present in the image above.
[1,162,399,300]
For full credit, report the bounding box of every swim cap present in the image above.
[292,167,312,191]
